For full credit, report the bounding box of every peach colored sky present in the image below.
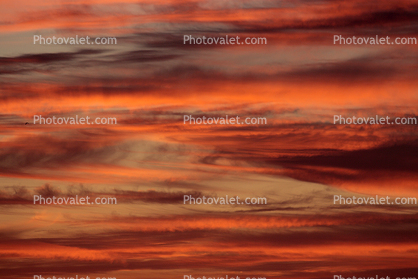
[0,0,417,278]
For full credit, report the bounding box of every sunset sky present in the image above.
[1,0,418,278]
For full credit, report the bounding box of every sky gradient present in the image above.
[0,0,418,278]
